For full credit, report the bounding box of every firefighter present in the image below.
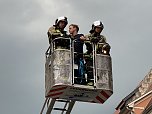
[47,16,69,49]
[69,24,86,84]
[85,20,111,55]
[83,20,111,86]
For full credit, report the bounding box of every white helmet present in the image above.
[92,20,104,30]
[55,16,68,25]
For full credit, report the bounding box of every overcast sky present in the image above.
[0,0,152,114]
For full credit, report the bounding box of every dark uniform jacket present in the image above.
[70,34,84,64]
[72,34,84,54]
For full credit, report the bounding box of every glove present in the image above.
[103,44,111,51]
[90,37,100,43]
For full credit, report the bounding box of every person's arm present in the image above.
[84,35,93,54]
[99,35,111,55]
[47,27,63,44]
[99,35,107,43]
[48,27,64,38]
[47,27,54,44]
[80,35,87,41]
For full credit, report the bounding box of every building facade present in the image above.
[115,69,152,114]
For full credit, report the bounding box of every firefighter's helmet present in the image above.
[89,20,104,33]
[92,20,104,30]
[55,16,68,26]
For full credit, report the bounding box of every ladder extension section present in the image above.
[40,98,75,114]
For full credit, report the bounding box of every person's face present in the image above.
[69,26,76,34]
[95,26,102,33]
[58,21,66,29]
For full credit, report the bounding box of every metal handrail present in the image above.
[51,37,71,51]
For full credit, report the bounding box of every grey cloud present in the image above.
[0,0,152,114]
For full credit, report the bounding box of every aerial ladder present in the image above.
[40,98,75,114]
[40,37,113,114]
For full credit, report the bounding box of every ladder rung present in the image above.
[55,99,69,102]
[88,79,94,80]
[53,108,67,111]
[45,99,75,114]
[74,77,86,79]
